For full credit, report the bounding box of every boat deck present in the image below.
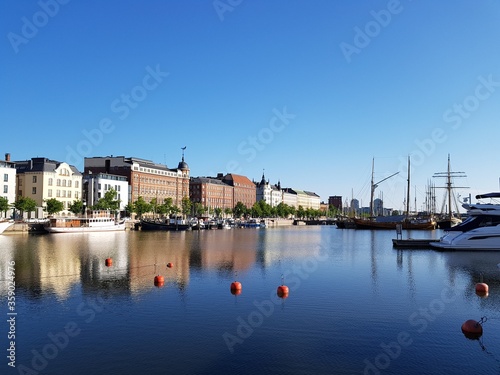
[392,238,439,249]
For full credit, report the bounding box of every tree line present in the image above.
[1,188,338,220]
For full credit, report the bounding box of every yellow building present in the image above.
[15,157,83,215]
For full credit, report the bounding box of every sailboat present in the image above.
[352,157,437,230]
[433,154,466,229]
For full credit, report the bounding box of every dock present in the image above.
[392,238,439,249]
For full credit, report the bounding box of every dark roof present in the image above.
[191,177,229,186]
[14,157,82,175]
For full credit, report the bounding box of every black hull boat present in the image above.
[140,219,190,231]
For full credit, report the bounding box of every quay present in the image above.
[392,238,439,249]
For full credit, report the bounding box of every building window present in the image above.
[68,181,72,187]
[62,180,67,187]
[48,178,53,186]
[56,190,60,197]
[32,176,37,183]
[62,191,66,198]
[68,191,72,198]
[98,183,101,190]
[48,189,52,197]
[75,181,79,188]
[32,187,36,194]
[57,179,61,186]
[3,185,7,194]
[3,174,7,182]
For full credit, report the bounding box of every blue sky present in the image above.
[1,0,500,211]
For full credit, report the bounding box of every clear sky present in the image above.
[1,1,500,211]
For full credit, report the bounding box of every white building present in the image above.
[255,173,282,207]
[282,188,298,208]
[83,172,129,212]
[0,153,16,218]
[14,157,82,216]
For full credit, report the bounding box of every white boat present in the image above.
[0,219,14,234]
[431,193,500,250]
[45,211,125,233]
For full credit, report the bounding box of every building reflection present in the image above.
[1,229,335,300]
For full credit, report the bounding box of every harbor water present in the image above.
[2,226,500,374]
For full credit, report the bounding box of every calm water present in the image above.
[2,226,500,375]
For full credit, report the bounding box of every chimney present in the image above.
[5,153,10,162]
[105,159,111,174]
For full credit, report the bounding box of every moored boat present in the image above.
[431,193,500,250]
[140,216,190,231]
[45,211,125,233]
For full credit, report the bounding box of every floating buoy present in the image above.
[461,319,483,339]
[231,288,242,296]
[475,282,489,297]
[167,262,173,268]
[230,281,242,292]
[105,258,113,267]
[277,285,289,298]
[154,275,165,287]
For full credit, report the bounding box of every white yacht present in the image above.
[431,193,500,250]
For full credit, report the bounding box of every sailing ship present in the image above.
[432,154,466,229]
[352,157,436,230]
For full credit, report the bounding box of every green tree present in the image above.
[124,203,134,217]
[94,188,120,211]
[0,196,9,218]
[193,202,204,217]
[14,197,37,219]
[44,198,64,215]
[69,200,84,216]
[296,205,305,219]
[251,202,262,218]
[233,202,247,218]
[224,207,232,217]
[159,198,173,216]
[181,196,192,217]
[214,207,222,218]
[133,196,151,218]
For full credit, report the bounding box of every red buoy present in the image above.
[475,282,489,297]
[277,285,289,298]
[167,262,173,268]
[230,281,242,292]
[461,319,483,339]
[154,275,165,287]
[105,258,113,267]
[231,288,242,296]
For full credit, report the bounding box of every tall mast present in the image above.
[406,156,410,218]
[433,154,468,218]
[370,157,375,217]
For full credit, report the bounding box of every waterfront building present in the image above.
[373,198,383,216]
[84,154,189,207]
[82,172,129,212]
[281,188,320,209]
[305,191,321,210]
[218,173,256,209]
[255,172,282,207]
[190,176,233,212]
[14,157,83,215]
[0,153,16,218]
[282,188,297,208]
[328,196,342,211]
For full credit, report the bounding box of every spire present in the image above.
[260,168,266,185]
